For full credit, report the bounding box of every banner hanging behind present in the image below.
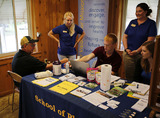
[78,0,109,66]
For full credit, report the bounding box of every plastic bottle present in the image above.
[65,62,69,74]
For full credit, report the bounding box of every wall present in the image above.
[32,0,78,62]
[0,0,78,97]
[0,0,125,96]
[0,53,42,96]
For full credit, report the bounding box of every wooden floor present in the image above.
[0,93,19,118]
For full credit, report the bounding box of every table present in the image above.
[19,74,151,118]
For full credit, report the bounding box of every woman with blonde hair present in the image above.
[141,41,155,85]
[48,11,85,61]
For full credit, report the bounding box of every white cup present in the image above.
[77,56,80,60]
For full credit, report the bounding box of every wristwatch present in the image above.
[125,48,128,52]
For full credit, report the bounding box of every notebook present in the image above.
[70,60,90,77]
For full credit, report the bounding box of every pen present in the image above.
[137,84,139,89]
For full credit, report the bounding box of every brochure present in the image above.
[70,87,92,97]
[127,92,140,99]
[59,73,76,81]
[49,81,78,95]
[106,87,127,97]
[77,81,86,86]
[32,77,59,87]
[85,83,98,89]
[124,82,150,95]
[131,99,148,112]
[82,90,112,106]
[132,91,149,100]
[67,76,86,83]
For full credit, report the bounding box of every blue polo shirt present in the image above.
[125,18,157,51]
[52,24,83,55]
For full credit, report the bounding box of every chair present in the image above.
[7,70,22,112]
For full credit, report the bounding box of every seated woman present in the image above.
[141,41,155,85]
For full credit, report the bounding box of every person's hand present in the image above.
[58,41,60,48]
[74,42,77,48]
[96,65,101,71]
[126,49,132,55]
[60,58,68,64]
[130,50,138,56]
[64,61,71,68]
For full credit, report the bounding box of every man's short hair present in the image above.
[21,36,39,48]
[104,33,117,44]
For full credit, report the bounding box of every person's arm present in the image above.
[74,31,85,48]
[122,34,128,50]
[122,34,131,55]
[48,30,60,47]
[131,36,156,55]
[46,63,53,70]
[66,53,94,68]
[45,58,69,70]
[60,58,68,64]
[96,65,116,75]
[78,53,95,62]
[111,71,116,75]
[136,37,155,53]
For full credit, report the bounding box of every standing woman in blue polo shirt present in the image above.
[48,11,85,61]
[122,3,157,81]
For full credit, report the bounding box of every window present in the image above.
[121,0,159,50]
[0,0,28,54]
[157,1,160,35]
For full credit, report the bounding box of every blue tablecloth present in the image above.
[19,74,151,118]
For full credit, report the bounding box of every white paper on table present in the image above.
[32,77,58,87]
[67,76,86,83]
[98,104,109,110]
[132,91,149,100]
[107,103,118,109]
[124,82,150,95]
[82,90,110,106]
[106,100,120,109]
[111,75,120,83]
[108,100,120,105]
[131,99,148,112]
[70,87,91,97]
[77,81,86,86]
[59,73,76,81]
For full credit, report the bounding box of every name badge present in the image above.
[131,24,136,27]
[63,30,67,33]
